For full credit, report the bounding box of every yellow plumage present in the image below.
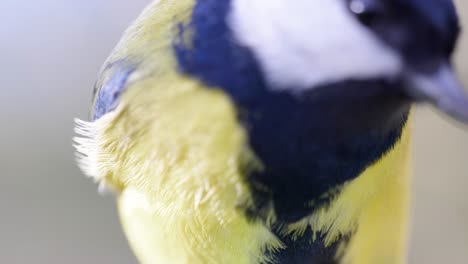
[75,1,415,263]
[76,2,282,263]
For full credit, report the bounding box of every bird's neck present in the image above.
[174,0,411,221]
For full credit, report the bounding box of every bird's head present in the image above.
[225,0,468,122]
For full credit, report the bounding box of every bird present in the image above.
[74,0,468,263]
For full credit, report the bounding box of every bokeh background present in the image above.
[0,0,467,263]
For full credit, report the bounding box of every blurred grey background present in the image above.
[0,0,466,263]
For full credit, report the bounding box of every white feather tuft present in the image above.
[73,114,118,193]
[73,119,99,178]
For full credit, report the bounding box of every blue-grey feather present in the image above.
[92,61,135,120]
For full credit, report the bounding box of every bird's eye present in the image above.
[348,0,381,27]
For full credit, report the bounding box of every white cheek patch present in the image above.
[228,0,404,91]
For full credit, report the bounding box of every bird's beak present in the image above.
[404,64,468,123]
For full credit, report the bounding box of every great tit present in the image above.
[74,0,468,263]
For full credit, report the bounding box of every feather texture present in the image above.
[75,0,414,263]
